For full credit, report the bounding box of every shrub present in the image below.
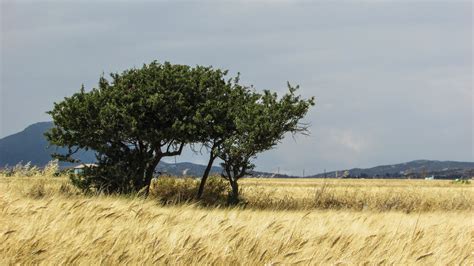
[149,175,227,205]
[69,162,141,194]
[149,177,196,204]
[199,175,228,205]
[451,179,471,185]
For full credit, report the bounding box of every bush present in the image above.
[149,177,196,204]
[199,176,229,205]
[70,162,141,194]
[149,175,227,206]
[451,179,471,185]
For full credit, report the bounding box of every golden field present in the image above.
[0,176,473,265]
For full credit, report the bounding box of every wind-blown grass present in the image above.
[240,178,473,212]
[0,175,472,264]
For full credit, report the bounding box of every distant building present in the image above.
[73,163,97,175]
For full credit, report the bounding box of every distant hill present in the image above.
[2,122,472,179]
[157,161,222,176]
[0,122,95,167]
[311,160,474,179]
[0,122,292,177]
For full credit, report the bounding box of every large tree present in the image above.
[46,61,228,193]
[218,83,315,203]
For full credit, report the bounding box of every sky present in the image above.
[1,1,472,175]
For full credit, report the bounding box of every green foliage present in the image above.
[218,83,315,203]
[451,179,471,185]
[194,75,248,199]
[46,61,230,194]
[46,60,315,202]
[69,162,137,194]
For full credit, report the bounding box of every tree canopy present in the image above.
[46,60,314,201]
[217,83,315,203]
[46,61,228,193]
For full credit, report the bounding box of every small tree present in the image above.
[46,61,226,193]
[218,83,315,203]
[194,74,244,199]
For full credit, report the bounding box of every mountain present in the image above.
[311,160,474,179]
[2,122,473,179]
[157,161,222,176]
[0,122,291,177]
[0,122,95,167]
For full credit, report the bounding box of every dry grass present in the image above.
[240,178,473,212]
[0,176,473,265]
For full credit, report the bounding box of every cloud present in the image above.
[330,129,367,153]
[1,1,472,174]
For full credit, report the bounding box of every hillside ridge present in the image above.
[1,122,472,178]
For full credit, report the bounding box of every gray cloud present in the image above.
[1,1,472,174]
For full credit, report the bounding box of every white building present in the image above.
[73,164,97,175]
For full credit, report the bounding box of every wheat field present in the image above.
[1,176,473,265]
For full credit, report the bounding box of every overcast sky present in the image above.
[1,1,472,175]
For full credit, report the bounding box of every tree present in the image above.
[193,75,235,199]
[46,60,315,200]
[194,74,252,199]
[46,61,227,193]
[218,83,315,204]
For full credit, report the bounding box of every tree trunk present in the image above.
[143,156,162,196]
[228,178,239,205]
[197,153,217,199]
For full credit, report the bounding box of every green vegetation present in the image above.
[451,178,471,185]
[45,60,314,203]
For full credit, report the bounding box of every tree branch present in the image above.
[162,142,184,156]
